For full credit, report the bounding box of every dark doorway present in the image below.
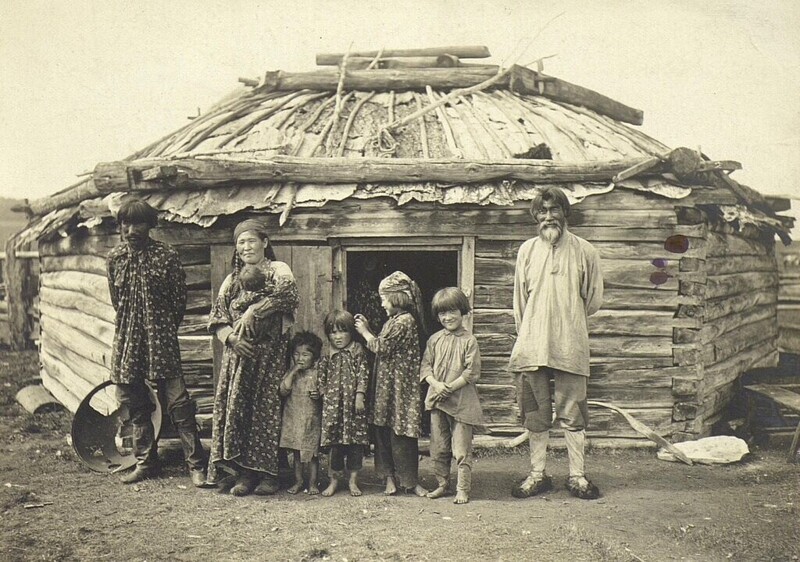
[346,250,459,339]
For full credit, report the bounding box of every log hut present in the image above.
[13,46,793,444]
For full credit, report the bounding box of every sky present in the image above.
[1,0,799,207]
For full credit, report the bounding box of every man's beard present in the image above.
[538,221,563,244]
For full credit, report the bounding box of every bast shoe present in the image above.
[511,474,553,498]
[230,472,258,497]
[190,469,211,488]
[120,465,159,484]
[566,476,600,500]
[253,475,279,496]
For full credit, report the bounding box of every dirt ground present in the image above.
[1,351,798,562]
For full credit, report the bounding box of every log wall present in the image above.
[687,222,781,437]
[777,239,800,354]
[33,186,780,443]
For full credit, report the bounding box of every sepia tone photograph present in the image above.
[1,1,798,560]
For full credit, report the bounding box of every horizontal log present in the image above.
[778,327,800,354]
[40,350,116,416]
[41,271,111,305]
[703,317,777,366]
[703,340,778,393]
[40,368,81,413]
[40,232,119,258]
[175,245,211,266]
[186,290,211,313]
[705,232,769,258]
[41,254,107,276]
[475,235,694,261]
[41,331,111,386]
[44,314,112,370]
[179,314,210,336]
[475,331,673,357]
[40,285,116,324]
[778,305,800,330]
[779,283,800,301]
[473,284,688,310]
[92,155,654,194]
[316,46,492,65]
[705,271,778,299]
[704,254,777,276]
[40,301,114,346]
[705,291,777,324]
[474,383,517,425]
[179,336,213,362]
[701,303,776,344]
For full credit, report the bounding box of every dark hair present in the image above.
[529,187,571,222]
[289,331,323,361]
[231,233,277,279]
[323,310,356,336]
[239,264,267,291]
[117,200,158,228]
[432,287,471,316]
[380,290,413,312]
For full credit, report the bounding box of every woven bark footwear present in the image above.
[566,476,600,500]
[230,471,258,496]
[253,475,280,496]
[120,465,159,484]
[190,469,209,488]
[511,474,553,498]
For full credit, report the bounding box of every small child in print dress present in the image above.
[279,331,323,494]
[317,310,370,497]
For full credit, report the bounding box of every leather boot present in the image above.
[120,422,159,484]
[171,401,207,483]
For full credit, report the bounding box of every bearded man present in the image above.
[508,187,604,500]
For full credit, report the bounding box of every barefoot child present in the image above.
[421,287,484,504]
[355,271,428,497]
[279,331,323,494]
[318,310,370,497]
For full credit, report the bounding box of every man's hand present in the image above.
[355,393,366,414]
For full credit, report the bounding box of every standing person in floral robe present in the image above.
[355,271,428,497]
[207,219,299,497]
[107,200,206,486]
[318,310,370,497]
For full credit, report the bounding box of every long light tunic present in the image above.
[420,328,484,426]
[508,229,603,377]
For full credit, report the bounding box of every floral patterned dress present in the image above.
[207,260,298,477]
[367,312,422,439]
[318,342,370,447]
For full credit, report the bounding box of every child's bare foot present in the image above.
[287,481,304,494]
[321,480,338,497]
[412,484,429,497]
[348,482,362,496]
[426,485,448,499]
[306,484,320,495]
[384,476,397,496]
[454,490,469,504]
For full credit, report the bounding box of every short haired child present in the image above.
[317,310,370,497]
[231,264,272,313]
[354,271,428,497]
[421,287,484,504]
[279,331,324,494]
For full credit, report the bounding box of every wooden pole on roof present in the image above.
[316,45,491,65]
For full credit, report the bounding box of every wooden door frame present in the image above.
[329,236,476,332]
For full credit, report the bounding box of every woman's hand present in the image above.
[239,306,258,339]
[428,379,449,402]
[355,393,366,414]
[227,333,255,359]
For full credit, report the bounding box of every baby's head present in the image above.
[431,287,471,332]
[239,264,267,292]
[323,310,356,350]
[289,331,323,370]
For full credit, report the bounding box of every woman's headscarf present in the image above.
[379,270,429,337]
[232,219,276,270]
[233,219,268,242]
